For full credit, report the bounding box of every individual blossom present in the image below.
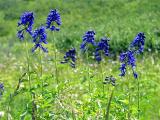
[61,48,76,68]
[32,26,48,53]
[46,9,61,31]
[95,37,110,62]
[80,30,96,51]
[130,32,146,54]
[17,12,34,40]
[104,76,116,86]
[0,83,4,98]
[119,51,137,78]
[119,63,127,77]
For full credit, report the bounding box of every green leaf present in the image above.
[20,111,28,120]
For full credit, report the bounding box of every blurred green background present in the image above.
[0,0,160,53]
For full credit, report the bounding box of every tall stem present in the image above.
[127,76,131,119]
[24,41,32,93]
[39,48,44,118]
[137,78,140,119]
[24,41,37,119]
[86,50,90,92]
[39,48,43,95]
[105,87,114,120]
[100,60,105,95]
[52,33,59,93]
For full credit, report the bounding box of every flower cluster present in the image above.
[17,12,34,40]
[104,76,116,86]
[46,9,62,31]
[61,48,76,68]
[119,51,137,78]
[32,26,48,53]
[95,37,110,62]
[0,83,4,98]
[130,32,145,54]
[119,32,145,79]
[80,30,96,51]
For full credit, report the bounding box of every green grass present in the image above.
[0,0,160,119]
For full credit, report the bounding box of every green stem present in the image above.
[52,33,59,92]
[24,41,37,119]
[106,87,114,120]
[100,61,105,95]
[128,77,131,120]
[137,78,140,119]
[24,41,32,93]
[39,48,43,95]
[86,51,90,92]
[39,48,44,118]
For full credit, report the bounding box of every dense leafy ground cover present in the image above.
[0,0,160,119]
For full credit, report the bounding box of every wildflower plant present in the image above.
[61,48,76,68]
[15,9,61,119]
[46,9,62,90]
[119,32,146,119]
[80,30,96,93]
[119,32,145,78]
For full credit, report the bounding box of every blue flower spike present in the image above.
[130,32,146,54]
[32,26,48,53]
[0,83,4,98]
[80,30,96,52]
[95,37,110,62]
[17,12,34,40]
[61,48,76,68]
[46,9,61,31]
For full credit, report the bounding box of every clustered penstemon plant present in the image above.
[119,32,145,119]
[80,30,96,92]
[31,26,48,118]
[46,9,61,91]
[15,9,62,119]
[95,36,110,96]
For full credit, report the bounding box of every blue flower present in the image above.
[46,9,61,31]
[17,12,34,40]
[0,83,4,90]
[130,32,145,54]
[95,37,110,62]
[32,26,48,53]
[104,76,116,86]
[119,51,137,78]
[80,30,96,51]
[127,51,136,67]
[61,48,76,68]
[119,63,126,77]
[0,83,4,98]
[95,51,101,62]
